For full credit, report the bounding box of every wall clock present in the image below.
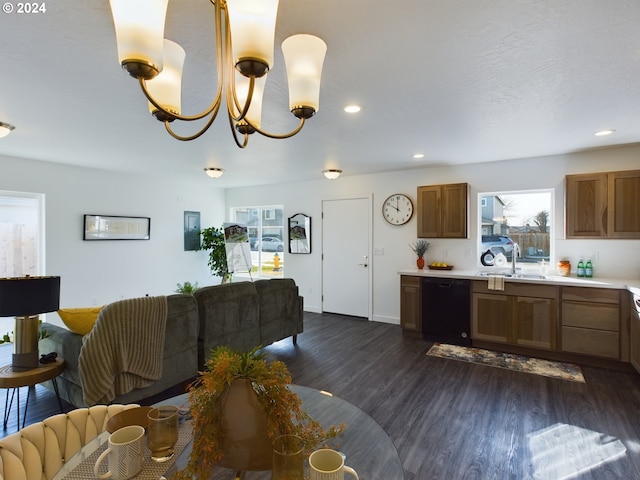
[382,194,414,225]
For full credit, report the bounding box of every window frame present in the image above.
[477,188,554,269]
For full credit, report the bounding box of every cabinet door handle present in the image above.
[358,263,368,267]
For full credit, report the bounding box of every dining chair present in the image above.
[0,403,138,480]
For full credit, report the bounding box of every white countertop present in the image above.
[398,268,640,292]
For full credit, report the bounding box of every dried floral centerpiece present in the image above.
[173,346,344,479]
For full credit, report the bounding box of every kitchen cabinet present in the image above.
[561,287,621,359]
[630,293,640,373]
[472,281,558,350]
[565,169,640,239]
[417,183,468,238]
[400,275,422,334]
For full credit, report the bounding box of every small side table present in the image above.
[0,357,65,431]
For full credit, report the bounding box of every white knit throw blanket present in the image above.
[79,296,168,406]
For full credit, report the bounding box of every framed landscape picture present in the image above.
[83,214,150,240]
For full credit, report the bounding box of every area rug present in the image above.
[427,343,585,383]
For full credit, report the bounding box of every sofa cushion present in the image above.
[254,278,303,345]
[57,307,103,335]
[194,282,261,368]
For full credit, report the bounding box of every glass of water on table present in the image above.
[147,405,179,462]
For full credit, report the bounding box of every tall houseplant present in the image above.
[174,347,344,479]
[198,226,232,283]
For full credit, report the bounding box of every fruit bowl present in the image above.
[428,265,454,270]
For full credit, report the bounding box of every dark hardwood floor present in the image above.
[3,313,640,479]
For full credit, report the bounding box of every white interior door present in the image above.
[322,197,371,318]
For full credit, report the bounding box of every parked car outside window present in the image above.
[256,236,284,252]
[481,235,515,259]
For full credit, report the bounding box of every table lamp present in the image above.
[0,276,61,371]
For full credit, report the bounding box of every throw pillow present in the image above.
[57,307,103,335]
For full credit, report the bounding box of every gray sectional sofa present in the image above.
[40,278,304,408]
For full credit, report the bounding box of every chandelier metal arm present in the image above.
[139,77,223,122]
[163,108,221,141]
[249,117,306,139]
[228,111,250,149]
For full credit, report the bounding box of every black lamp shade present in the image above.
[0,276,61,317]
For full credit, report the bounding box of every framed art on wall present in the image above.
[83,214,150,240]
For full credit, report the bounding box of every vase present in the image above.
[557,260,571,277]
[218,378,272,471]
[416,257,425,269]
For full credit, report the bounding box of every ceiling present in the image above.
[1,0,640,188]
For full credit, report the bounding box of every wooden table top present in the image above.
[0,357,65,389]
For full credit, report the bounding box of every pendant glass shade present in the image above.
[282,34,327,115]
[147,40,186,116]
[235,73,266,129]
[109,0,169,79]
[227,0,278,76]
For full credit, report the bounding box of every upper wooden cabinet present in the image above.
[417,183,468,238]
[566,169,640,239]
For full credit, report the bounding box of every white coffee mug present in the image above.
[309,448,359,480]
[94,425,145,480]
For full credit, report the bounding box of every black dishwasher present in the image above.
[422,277,471,346]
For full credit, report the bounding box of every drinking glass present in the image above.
[272,434,304,480]
[147,405,179,462]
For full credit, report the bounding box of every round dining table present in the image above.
[53,384,405,480]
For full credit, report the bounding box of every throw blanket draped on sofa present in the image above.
[79,296,168,406]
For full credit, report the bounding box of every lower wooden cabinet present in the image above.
[472,293,509,343]
[561,287,621,360]
[400,275,422,333]
[472,281,557,350]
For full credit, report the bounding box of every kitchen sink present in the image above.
[476,271,548,280]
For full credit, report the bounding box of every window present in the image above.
[231,205,284,278]
[0,191,44,277]
[0,191,44,333]
[478,189,553,268]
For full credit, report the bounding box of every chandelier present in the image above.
[108,0,327,148]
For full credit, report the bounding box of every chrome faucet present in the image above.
[511,243,521,274]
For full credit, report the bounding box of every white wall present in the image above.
[2,145,639,328]
[226,145,640,325]
[1,154,226,325]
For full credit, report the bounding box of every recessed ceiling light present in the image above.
[594,129,615,136]
[413,153,425,159]
[344,105,361,113]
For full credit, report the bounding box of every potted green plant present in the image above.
[410,239,431,269]
[197,226,232,283]
[174,346,344,479]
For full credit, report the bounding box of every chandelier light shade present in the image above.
[226,0,278,77]
[109,0,169,80]
[0,276,61,371]
[323,169,342,180]
[0,122,15,138]
[204,167,225,178]
[108,0,327,148]
[146,40,186,120]
[282,34,328,116]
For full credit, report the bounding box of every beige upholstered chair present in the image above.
[0,403,138,480]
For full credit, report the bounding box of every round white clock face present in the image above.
[383,194,414,225]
